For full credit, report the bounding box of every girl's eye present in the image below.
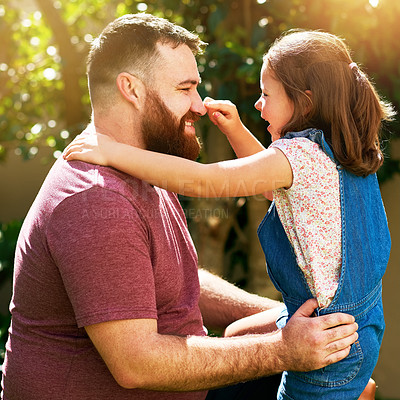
[262,92,268,97]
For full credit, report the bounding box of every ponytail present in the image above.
[328,63,394,176]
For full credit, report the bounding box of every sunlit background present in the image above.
[1,0,399,164]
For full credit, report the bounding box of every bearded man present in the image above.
[1,14,358,400]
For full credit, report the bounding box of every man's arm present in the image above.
[86,299,358,391]
[198,268,283,331]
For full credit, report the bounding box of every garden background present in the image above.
[0,0,399,398]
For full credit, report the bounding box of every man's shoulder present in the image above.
[30,158,152,217]
[30,157,177,228]
[94,163,156,200]
[49,157,156,199]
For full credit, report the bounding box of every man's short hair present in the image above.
[87,13,206,107]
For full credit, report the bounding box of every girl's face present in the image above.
[255,62,294,142]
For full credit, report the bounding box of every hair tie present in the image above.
[349,62,357,70]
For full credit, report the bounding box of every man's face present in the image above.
[141,89,201,160]
[140,43,206,160]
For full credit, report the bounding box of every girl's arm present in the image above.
[204,98,273,200]
[224,308,284,337]
[63,133,292,198]
[204,98,266,158]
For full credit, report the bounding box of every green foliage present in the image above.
[0,0,109,162]
[0,220,23,363]
[1,0,398,178]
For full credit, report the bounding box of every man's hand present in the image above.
[279,299,358,372]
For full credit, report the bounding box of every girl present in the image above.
[64,30,394,399]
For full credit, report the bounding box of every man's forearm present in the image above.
[119,330,284,391]
[88,300,358,392]
[198,268,282,330]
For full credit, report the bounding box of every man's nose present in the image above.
[190,91,207,116]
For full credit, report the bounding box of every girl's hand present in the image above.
[204,97,246,137]
[63,132,114,166]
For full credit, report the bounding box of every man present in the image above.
[1,14,358,400]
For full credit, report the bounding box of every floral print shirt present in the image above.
[271,137,342,308]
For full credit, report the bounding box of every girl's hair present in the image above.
[264,30,395,176]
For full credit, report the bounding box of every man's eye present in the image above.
[180,87,191,92]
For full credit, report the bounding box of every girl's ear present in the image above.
[116,72,146,110]
[304,90,313,115]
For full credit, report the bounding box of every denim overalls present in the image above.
[257,128,390,400]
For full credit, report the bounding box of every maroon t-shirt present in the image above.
[1,157,207,400]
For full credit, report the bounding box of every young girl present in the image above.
[64,30,393,400]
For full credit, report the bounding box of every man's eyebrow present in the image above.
[177,78,202,86]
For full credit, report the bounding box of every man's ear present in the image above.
[116,72,146,110]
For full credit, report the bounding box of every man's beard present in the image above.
[141,90,202,161]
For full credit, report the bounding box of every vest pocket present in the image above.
[289,340,363,387]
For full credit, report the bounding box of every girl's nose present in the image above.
[254,97,262,112]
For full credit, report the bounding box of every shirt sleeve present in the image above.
[271,138,319,191]
[46,186,158,327]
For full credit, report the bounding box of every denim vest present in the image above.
[257,128,390,392]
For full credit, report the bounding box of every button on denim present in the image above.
[257,129,390,399]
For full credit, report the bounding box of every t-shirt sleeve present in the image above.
[271,138,317,191]
[46,186,158,328]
